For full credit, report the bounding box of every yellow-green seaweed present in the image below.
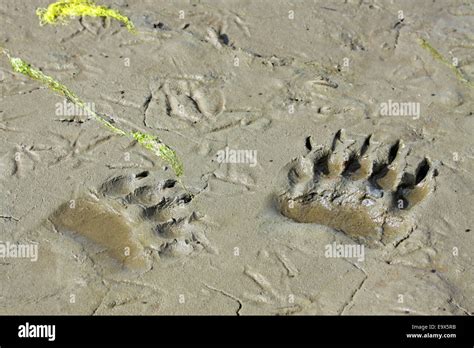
[1,49,184,177]
[37,0,136,33]
[131,131,184,177]
[419,38,473,88]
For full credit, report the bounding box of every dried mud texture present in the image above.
[277,130,438,247]
[50,171,212,271]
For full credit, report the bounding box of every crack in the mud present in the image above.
[448,297,471,316]
[142,92,153,127]
[204,283,243,316]
[0,215,20,222]
[339,260,368,315]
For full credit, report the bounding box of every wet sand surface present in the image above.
[0,0,473,314]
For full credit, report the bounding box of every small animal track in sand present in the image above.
[145,77,225,127]
[50,171,213,271]
[277,130,438,247]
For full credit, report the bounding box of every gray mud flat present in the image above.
[0,0,472,315]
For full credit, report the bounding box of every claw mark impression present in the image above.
[277,130,438,247]
[50,171,213,271]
